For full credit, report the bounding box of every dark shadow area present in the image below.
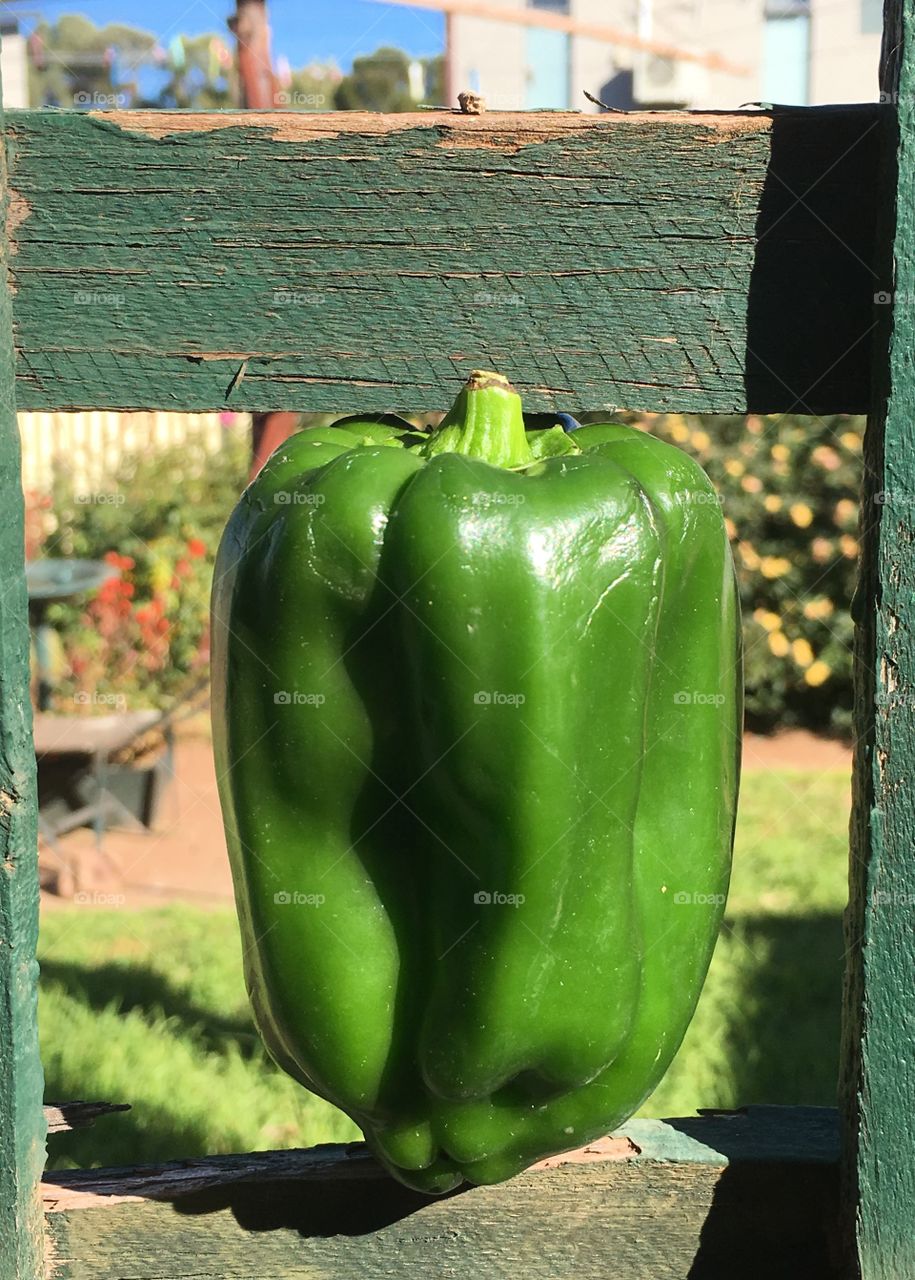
[665,1108,841,1278]
[665,906,845,1278]
[746,105,882,413]
[684,1159,840,1278]
[39,959,256,1052]
[597,69,635,111]
[716,911,844,1106]
[170,1168,465,1235]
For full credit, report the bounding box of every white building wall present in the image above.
[452,0,882,114]
[571,0,632,113]
[809,0,881,103]
[1,33,29,109]
[693,0,763,109]
[451,0,527,110]
[577,0,762,110]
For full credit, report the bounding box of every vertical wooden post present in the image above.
[249,410,300,481]
[843,1,915,1275]
[444,10,456,106]
[0,35,45,1280]
[230,0,277,109]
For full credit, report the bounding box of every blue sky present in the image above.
[14,0,445,70]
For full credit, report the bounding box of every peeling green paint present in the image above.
[0,51,45,1280]
[3,106,879,414]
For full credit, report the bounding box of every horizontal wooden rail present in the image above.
[5,105,881,416]
[42,1107,840,1279]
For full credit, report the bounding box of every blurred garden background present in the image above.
[28,408,861,733]
[28,405,859,1170]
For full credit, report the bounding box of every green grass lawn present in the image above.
[39,767,850,1170]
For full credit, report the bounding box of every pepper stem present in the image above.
[422,370,533,468]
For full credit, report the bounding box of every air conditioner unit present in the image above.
[633,53,709,107]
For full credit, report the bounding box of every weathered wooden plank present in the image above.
[5,105,879,415]
[0,41,45,1280]
[44,1108,840,1280]
[44,1102,131,1135]
[842,3,915,1276]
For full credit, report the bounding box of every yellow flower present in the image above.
[790,503,814,529]
[742,475,763,494]
[691,430,711,451]
[667,416,690,443]
[792,638,814,668]
[803,598,835,621]
[724,458,745,477]
[812,445,841,471]
[754,608,782,632]
[840,534,859,559]
[768,631,790,657]
[724,518,737,540]
[812,537,834,564]
[150,556,172,596]
[739,541,760,570]
[834,499,857,527]
[805,660,832,687]
[764,494,783,513]
[771,444,790,463]
[760,555,792,579]
[841,431,861,452]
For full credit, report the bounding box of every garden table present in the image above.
[26,557,117,711]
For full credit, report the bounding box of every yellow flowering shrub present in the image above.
[599,410,864,733]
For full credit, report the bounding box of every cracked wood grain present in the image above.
[3,105,880,414]
[42,1109,840,1280]
[0,63,44,1280]
[842,3,915,1277]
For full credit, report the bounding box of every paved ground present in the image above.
[40,728,854,909]
[41,734,234,910]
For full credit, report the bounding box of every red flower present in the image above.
[187,538,206,559]
[103,551,135,572]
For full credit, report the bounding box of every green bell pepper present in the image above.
[212,371,741,1194]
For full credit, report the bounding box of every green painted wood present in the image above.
[5,105,879,414]
[842,2,915,1276]
[0,39,45,1280]
[43,1108,840,1280]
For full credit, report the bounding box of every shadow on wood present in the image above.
[168,1156,464,1235]
[668,1109,841,1278]
[746,105,882,413]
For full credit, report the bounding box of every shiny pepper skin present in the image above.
[212,371,742,1194]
